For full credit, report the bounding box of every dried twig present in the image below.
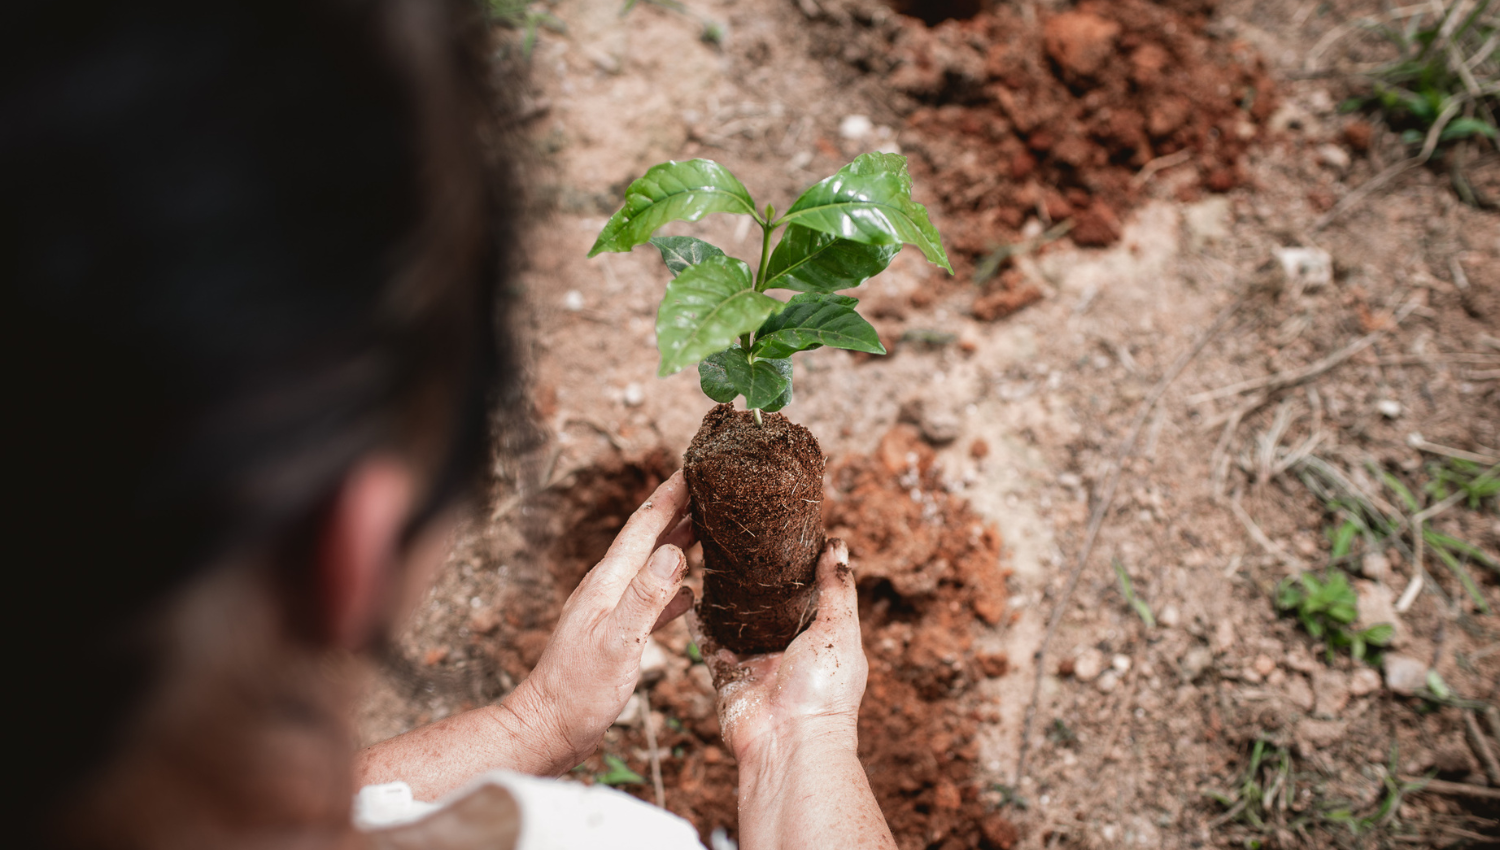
[1014,295,1243,786]
[1407,432,1500,465]
[1464,709,1500,786]
[1401,776,1500,800]
[1397,489,1468,613]
[640,688,665,808]
[1313,99,1462,231]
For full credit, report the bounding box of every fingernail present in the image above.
[649,545,683,581]
[832,538,848,564]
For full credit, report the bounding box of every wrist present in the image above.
[735,714,859,779]
[487,678,579,776]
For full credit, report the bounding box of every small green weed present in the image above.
[1337,0,1500,203]
[488,0,566,58]
[595,753,644,786]
[1275,568,1394,663]
[1111,558,1156,629]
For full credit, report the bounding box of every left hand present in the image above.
[499,470,695,775]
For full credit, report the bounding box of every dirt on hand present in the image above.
[684,403,825,656]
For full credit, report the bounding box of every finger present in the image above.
[650,586,694,633]
[610,543,687,639]
[808,538,858,640]
[655,514,695,553]
[589,471,690,596]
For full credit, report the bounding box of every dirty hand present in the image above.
[699,539,867,764]
[500,470,696,775]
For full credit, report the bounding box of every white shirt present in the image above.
[354,771,706,850]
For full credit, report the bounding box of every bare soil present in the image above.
[685,403,825,655]
[357,0,1500,847]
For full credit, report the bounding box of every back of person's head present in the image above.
[2,0,519,844]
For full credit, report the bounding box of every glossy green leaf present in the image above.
[656,257,780,376]
[778,152,952,273]
[590,160,756,256]
[762,224,900,292]
[751,293,884,359]
[649,235,726,277]
[698,346,792,411]
[596,754,643,786]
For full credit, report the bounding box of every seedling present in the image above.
[588,153,951,422]
[595,753,644,786]
[1111,558,1155,628]
[1274,568,1394,663]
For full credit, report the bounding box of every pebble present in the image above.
[1376,399,1402,418]
[1313,669,1350,717]
[1072,647,1106,682]
[1096,670,1120,693]
[1349,667,1382,696]
[1383,654,1428,696]
[563,290,585,311]
[1285,675,1316,711]
[613,693,642,727]
[839,114,873,140]
[1214,619,1235,653]
[1273,246,1333,291]
[1159,604,1181,628]
[1111,654,1132,674]
[1315,142,1352,172]
[1297,717,1349,750]
[639,637,669,682]
[1252,654,1276,677]
[1360,550,1390,580]
[1179,646,1213,682]
[622,382,645,407]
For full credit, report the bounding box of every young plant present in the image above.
[588,153,951,421]
[1275,568,1394,663]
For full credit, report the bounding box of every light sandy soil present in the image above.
[358,0,1500,846]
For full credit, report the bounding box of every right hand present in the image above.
[694,539,867,762]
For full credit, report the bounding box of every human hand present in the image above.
[695,539,866,765]
[500,471,695,775]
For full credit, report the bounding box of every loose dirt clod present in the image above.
[684,403,826,656]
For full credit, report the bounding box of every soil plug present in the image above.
[589,153,950,653]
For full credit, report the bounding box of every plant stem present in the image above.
[754,205,776,292]
[753,408,763,426]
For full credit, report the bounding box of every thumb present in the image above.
[808,538,858,639]
[610,543,687,639]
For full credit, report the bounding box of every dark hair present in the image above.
[2,0,518,833]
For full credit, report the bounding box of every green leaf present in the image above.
[1379,470,1420,513]
[762,224,900,293]
[656,257,781,376]
[1361,623,1395,646]
[1331,520,1358,560]
[596,754,644,786]
[751,293,885,359]
[698,346,792,411]
[590,160,757,256]
[778,152,953,274]
[1439,117,1498,142]
[1425,670,1451,701]
[649,236,726,277]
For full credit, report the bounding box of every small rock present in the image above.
[563,290,585,311]
[622,382,645,407]
[1214,619,1235,653]
[1112,654,1132,674]
[639,637,669,682]
[1315,143,1352,172]
[1072,647,1106,682]
[422,646,450,666]
[933,780,962,811]
[1253,654,1276,677]
[1355,580,1404,645]
[969,438,989,459]
[1360,550,1390,581]
[1285,675,1316,711]
[838,114,873,140]
[1383,654,1428,696]
[613,693,642,727]
[1057,472,1083,488]
[1313,669,1350,717]
[1297,717,1349,750]
[1349,667,1382,696]
[1180,646,1213,682]
[920,408,961,446]
[1273,246,1333,292]
[1159,604,1181,628]
[1043,11,1121,78]
[1376,399,1402,418]
[1096,670,1120,693]
[976,652,1010,678]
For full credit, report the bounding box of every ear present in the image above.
[317,457,416,649]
